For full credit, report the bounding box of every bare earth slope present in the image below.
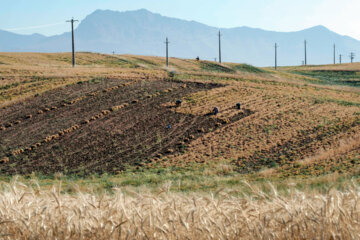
[0,52,359,178]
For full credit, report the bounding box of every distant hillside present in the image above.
[1,9,360,66]
[0,30,46,51]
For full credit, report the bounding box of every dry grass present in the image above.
[0,53,167,107]
[299,134,360,166]
[0,180,358,239]
[1,52,360,177]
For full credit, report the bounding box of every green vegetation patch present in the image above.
[231,64,266,73]
[324,98,360,107]
[200,61,235,73]
[0,163,358,196]
[292,70,360,87]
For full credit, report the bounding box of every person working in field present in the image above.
[176,99,182,107]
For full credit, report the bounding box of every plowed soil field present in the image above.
[0,78,253,175]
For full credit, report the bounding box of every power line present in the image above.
[350,52,355,63]
[218,30,222,64]
[66,18,79,67]
[4,22,66,31]
[339,54,342,64]
[275,43,278,69]
[164,37,170,67]
[304,40,307,66]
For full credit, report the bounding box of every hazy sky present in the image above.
[1,0,360,39]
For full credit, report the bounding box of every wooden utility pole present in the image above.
[275,43,278,70]
[218,31,222,64]
[165,37,169,67]
[333,44,336,64]
[339,54,342,64]
[304,40,307,66]
[66,18,79,67]
[350,52,355,63]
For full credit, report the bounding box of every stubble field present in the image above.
[0,52,359,239]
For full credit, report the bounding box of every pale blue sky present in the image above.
[1,0,359,39]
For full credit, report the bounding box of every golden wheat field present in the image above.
[1,52,360,239]
[0,180,358,240]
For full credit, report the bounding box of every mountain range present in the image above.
[1,9,359,66]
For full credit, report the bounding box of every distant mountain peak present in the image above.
[303,25,330,32]
[0,9,359,66]
[89,8,155,16]
[134,8,152,13]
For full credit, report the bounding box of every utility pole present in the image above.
[274,43,278,70]
[218,30,222,64]
[66,18,79,67]
[350,52,355,63]
[304,40,307,66]
[165,37,169,67]
[339,54,342,64]
[333,44,336,64]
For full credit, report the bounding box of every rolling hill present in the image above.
[0,52,359,179]
[0,52,359,239]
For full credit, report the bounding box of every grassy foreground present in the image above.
[2,163,358,195]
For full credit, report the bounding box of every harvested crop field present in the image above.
[0,53,360,179]
[0,76,253,175]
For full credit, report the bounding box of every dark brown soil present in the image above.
[0,78,252,175]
